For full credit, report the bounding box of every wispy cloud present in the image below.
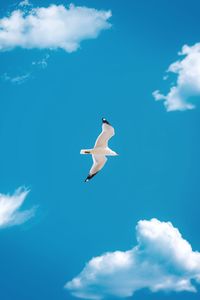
[19,0,31,7]
[66,218,200,299]
[153,43,200,111]
[0,4,111,52]
[2,72,31,84]
[0,187,36,228]
[32,54,50,69]
[1,54,50,84]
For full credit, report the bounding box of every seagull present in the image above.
[80,118,118,182]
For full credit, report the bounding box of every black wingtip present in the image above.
[102,118,111,125]
[84,172,98,182]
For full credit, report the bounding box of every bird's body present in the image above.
[80,118,118,182]
[80,147,117,156]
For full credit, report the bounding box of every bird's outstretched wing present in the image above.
[85,155,107,182]
[94,118,115,148]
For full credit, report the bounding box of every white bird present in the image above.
[80,118,118,182]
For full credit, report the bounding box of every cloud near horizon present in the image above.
[66,218,200,299]
[0,3,111,52]
[153,43,200,111]
[0,187,35,228]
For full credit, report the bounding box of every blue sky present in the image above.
[0,0,200,299]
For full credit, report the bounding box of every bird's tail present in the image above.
[80,149,91,154]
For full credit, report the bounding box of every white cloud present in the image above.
[153,43,200,111]
[2,72,31,84]
[0,187,35,228]
[0,4,111,52]
[65,218,200,299]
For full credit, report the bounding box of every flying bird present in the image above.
[80,118,118,182]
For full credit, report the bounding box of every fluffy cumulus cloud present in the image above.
[0,187,35,228]
[0,3,111,52]
[66,218,200,299]
[153,43,200,111]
